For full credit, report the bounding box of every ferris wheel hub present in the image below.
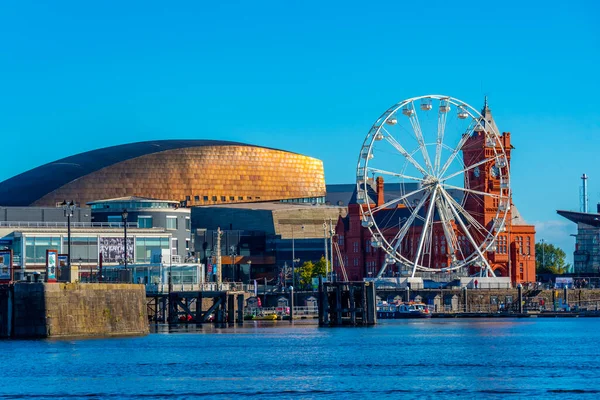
[422,175,439,187]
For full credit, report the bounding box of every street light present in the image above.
[229,245,237,282]
[291,224,303,292]
[541,238,545,271]
[61,200,75,269]
[122,209,129,279]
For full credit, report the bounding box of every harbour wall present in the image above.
[1,283,149,338]
[261,288,600,313]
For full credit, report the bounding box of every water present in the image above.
[1,318,600,399]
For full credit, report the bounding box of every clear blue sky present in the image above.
[1,0,599,261]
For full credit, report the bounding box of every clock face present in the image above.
[473,166,480,178]
[490,163,500,178]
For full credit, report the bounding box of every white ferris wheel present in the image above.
[356,95,511,278]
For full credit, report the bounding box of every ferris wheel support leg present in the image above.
[376,262,388,279]
[439,188,496,278]
[411,187,438,278]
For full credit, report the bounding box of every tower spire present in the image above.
[480,96,500,135]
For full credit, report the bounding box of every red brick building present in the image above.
[334,101,536,285]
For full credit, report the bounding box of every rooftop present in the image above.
[557,210,600,227]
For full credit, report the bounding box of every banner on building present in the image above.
[0,249,13,282]
[99,237,135,264]
[46,249,58,282]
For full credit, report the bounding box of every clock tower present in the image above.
[462,97,512,230]
[460,98,536,283]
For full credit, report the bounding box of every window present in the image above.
[166,216,177,230]
[25,237,61,263]
[515,236,524,255]
[194,196,200,202]
[221,196,226,201]
[137,216,152,228]
[526,237,531,255]
[339,236,344,246]
[186,239,190,251]
[365,239,371,253]
[171,238,179,256]
[354,258,358,266]
[204,196,209,201]
[107,215,122,225]
[238,196,244,201]
[61,237,99,263]
[212,196,217,201]
[185,195,190,201]
[497,236,507,254]
[229,196,235,201]
[353,241,359,253]
[185,217,191,231]
[135,237,170,263]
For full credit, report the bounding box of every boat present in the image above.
[252,313,278,321]
[377,302,432,319]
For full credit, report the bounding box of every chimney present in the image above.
[581,173,589,213]
[376,176,384,207]
[597,202,600,214]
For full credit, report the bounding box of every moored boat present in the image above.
[377,302,432,319]
[252,313,279,321]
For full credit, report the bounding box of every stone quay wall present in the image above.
[10,283,149,338]
[375,288,600,313]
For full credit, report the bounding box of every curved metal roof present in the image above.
[0,140,292,206]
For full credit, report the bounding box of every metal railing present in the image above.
[246,306,319,317]
[144,282,260,294]
[0,221,140,229]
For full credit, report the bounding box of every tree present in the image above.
[297,261,314,288]
[313,256,329,278]
[535,242,571,274]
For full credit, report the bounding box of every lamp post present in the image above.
[78,257,84,282]
[122,209,129,279]
[248,260,252,282]
[541,238,545,271]
[61,200,75,279]
[291,224,304,291]
[323,223,329,280]
[229,245,237,282]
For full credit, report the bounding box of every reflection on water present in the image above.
[2,319,600,399]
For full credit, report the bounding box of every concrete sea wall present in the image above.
[2,283,148,338]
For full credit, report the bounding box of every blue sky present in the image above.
[1,1,599,260]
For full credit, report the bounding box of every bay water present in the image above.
[1,318,599,399]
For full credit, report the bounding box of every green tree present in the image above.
[535,242,571,274]
[297,261,314,288]
[313,256,329,278]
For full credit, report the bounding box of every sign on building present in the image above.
[46,249,58,283]
[99,237,134,264]
[0,249,13,282]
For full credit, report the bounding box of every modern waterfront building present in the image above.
[0,140,326,207]
[0,221,172,280]
[88,197,191,260]
[191,202,347,282]
[557,208,600,273]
